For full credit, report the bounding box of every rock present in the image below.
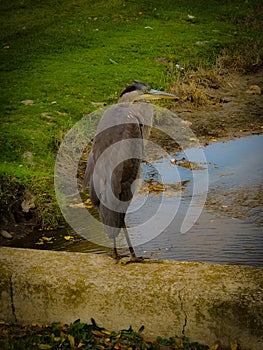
[196,40,209,45]
[21,191,35,213]
[246,85,261,95]
[21,99,34,105]
[154,56,169,64]
[0,230,13,239]
[181,120,192,126]
[91,102,106,107]
[22,151,34,166]
[41,112,52,119]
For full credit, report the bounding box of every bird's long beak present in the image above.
[149,89,179,100]
[135,89,179,101]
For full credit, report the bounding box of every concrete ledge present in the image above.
[0,247,262,349]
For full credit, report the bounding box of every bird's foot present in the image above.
[130,255,145,262]
[110,247,147,264]
[122,255,146,264]
[110,251,130,263]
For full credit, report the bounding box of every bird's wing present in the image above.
[83,103,151,236]
[92,105,143,192]
[92,120,143,203]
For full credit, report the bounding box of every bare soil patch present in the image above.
[171,68,263,144]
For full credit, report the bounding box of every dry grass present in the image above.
[170,67,224,108]
[170,39,263,109]
[216,44,263,73]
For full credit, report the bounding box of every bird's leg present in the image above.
[123,224,144,262]
[112,238,121,261]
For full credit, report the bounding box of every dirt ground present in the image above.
[173,68,263,143]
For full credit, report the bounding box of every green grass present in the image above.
[1,0,262,226]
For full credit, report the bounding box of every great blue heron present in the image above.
[83,81,178,261]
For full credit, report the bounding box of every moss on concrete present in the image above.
[0,247,262,349]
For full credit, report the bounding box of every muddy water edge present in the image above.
[2,134,263,267]
[1,69,263,266]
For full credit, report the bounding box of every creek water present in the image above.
[6,135,263,266]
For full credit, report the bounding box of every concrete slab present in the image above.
[0,247,262,349]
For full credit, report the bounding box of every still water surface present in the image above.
[8,135,263,266]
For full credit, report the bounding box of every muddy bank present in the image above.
[172,67,263,143]
[170,67,263,225]
[0,179,38,241]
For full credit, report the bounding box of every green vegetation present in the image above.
[0,318,209,349]
[1,0,262,227]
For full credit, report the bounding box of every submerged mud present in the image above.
[206,185,263,225]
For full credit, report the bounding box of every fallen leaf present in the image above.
[92,329,105,337]
[38,345,52,350]
[21,99,34,105]
[64,236,74,241]
[209,342,221,350]
[105,340,113,346]
[231,342,238,350]
[68,334,75,347]
[219,172,234,178]
[178,160,206,170]
[165,192,177,197]
[42,236,52,241]
[69,203,85,208]
[246,85,261,95]
[0,230,13,239]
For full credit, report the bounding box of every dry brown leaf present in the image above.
[68,334,75,347]
[92,329,105,337]
[64,235,74,241]
[231,342,238,350]
[209,342,221,350]
[78,341,85,348]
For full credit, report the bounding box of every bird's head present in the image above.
[118,81,179,103]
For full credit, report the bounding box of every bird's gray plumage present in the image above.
[83,81,178,260]
[83,101,152,239]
